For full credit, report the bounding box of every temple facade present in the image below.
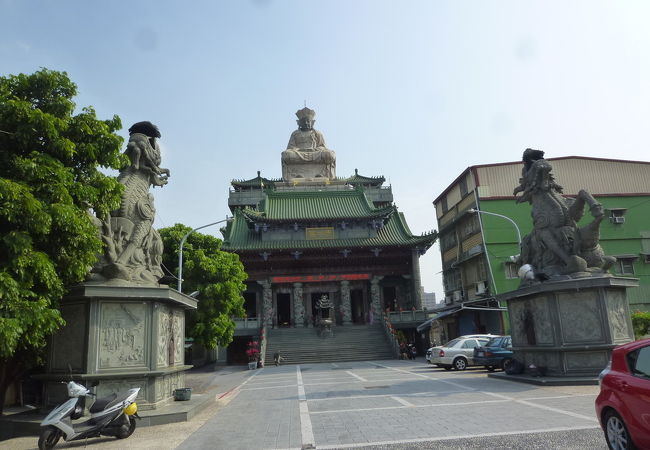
[221,108,437,361]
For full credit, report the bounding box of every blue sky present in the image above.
[3,0,650,297]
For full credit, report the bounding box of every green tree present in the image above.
[0,69,125,412]
[159,224,247,349]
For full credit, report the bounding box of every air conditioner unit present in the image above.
[453,290,462,301]
[612,216,625,224]
[475,281,487,295]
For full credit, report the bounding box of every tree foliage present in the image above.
[632,311,650,339]
[159,224,247,349]
[0,69,125,410]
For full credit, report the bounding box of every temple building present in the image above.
[221,108,437,363]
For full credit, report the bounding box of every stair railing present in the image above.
[381,313,401,358]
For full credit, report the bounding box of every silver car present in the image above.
[429,335,494,371]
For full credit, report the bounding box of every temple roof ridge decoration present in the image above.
[231,170,282,189]
[239,188,396,224]
[231,170,387,191]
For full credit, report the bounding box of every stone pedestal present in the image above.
[499,276,636,377]
[40,284,197,410]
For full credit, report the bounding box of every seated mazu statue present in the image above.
[315,295,334,337]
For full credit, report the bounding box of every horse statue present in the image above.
[88,121,170,285]
[514,149,615,282]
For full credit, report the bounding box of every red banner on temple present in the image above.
[271,274,370,283]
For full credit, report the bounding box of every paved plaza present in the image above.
[1,359,608,449]
[185,360,605,449]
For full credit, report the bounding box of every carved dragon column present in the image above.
[370,276,384,321]
[258,280,273,328]
[340,280,352,325]
[293,282,305,327]
[411,248,423,309]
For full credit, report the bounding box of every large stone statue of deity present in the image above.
[514,148,615,283]
[88,121,170,286]
[281,107,336,180]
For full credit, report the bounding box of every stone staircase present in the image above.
[264,324,395,365]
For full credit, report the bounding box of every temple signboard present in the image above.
[305,227,335,240]
[272,274,370,284]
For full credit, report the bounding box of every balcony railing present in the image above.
[234,317,260,329]
[387,310,428,323]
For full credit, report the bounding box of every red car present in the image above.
[595,338,650,450]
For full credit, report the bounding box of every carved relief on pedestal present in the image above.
[340,281,352,324]
[558,291,603,343]
[97,379,146,403]
[52,303,87,371]
[510,295,553,346]
[293,283,305,327]
[99,302,146,369]
[172,309,184,365]
[157,305,171,367]
[607,290,633,341]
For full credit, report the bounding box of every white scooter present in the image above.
[38,380,140,450]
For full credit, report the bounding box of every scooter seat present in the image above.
[89,393,117,413]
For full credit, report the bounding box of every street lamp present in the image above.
[468,208,523,296]
[468,208,522,245]
[178,217,232,294]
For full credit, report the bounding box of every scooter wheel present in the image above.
[38,426,62,450]
[116,416,137,439]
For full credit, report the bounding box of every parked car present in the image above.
[426,334,493,364]
[428,335,494,370]
[595,338,650,450]
[473,335,513,371]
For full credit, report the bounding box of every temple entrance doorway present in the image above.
[243,292,256,318]
[351,290,365,324]
[277,293,291,327]
[383,286,397,311]
[311,292,330,321]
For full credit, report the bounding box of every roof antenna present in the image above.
[304,99,307,107]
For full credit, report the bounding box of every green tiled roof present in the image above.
[222,208,437,251]
[231,172,281,189]
[344,169,385,186]
[240,189,394,224]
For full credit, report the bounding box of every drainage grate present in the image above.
[364,385,389,389]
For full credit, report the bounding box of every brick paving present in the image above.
[1,359,606,449]
[179,359,604,449]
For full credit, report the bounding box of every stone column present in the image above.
[293,282,305,327]
[305,293,313,328]
[340,281,352,325]
[258,280,273,327]
[370,276,384,321]
[411,249,423,309]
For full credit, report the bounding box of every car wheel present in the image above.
[453,357,467,371]
[501,358,513,371]
[604,410,636,450]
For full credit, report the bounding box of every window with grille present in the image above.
[504,262,519,279]
[617,258,635,275]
